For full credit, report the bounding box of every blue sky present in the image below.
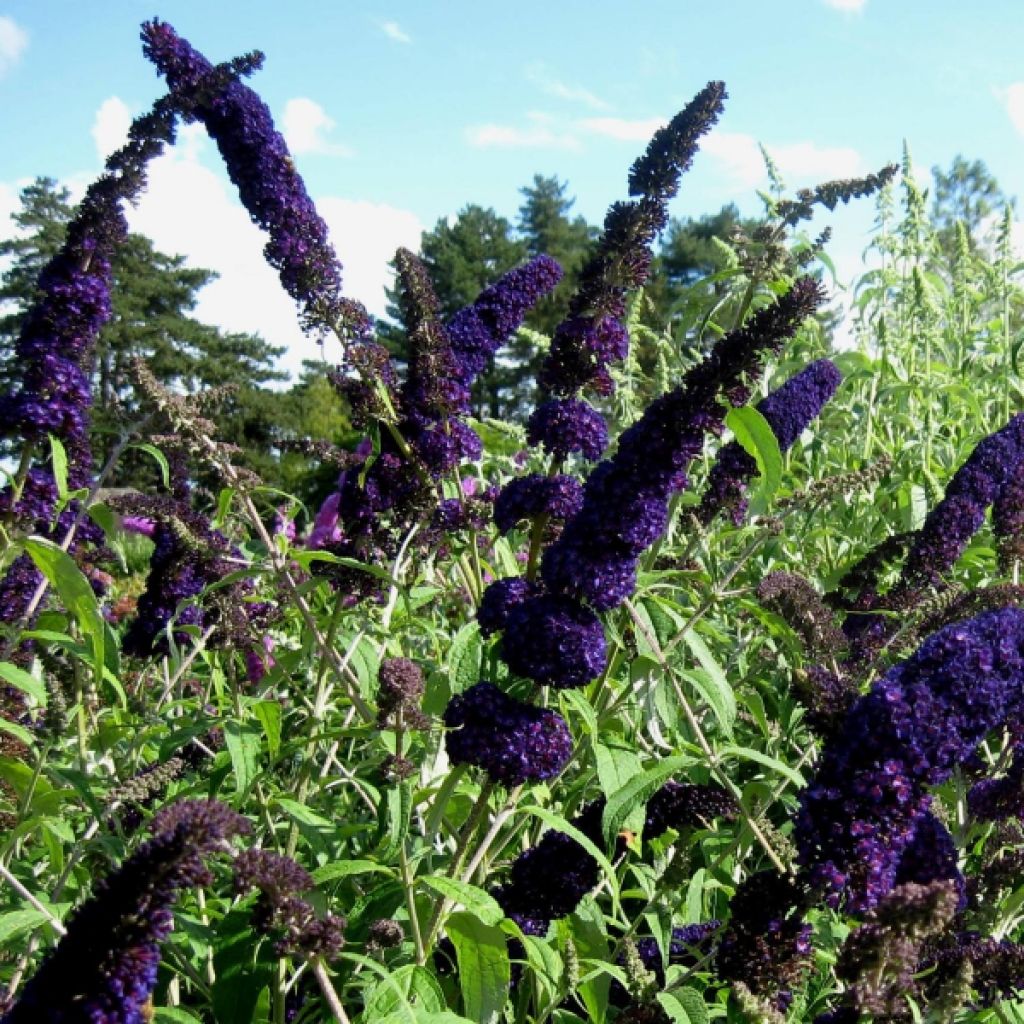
[2,0,1024,375]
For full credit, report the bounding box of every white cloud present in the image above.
[466,112,580,150]
[92,96,134,161]
[703,129,862,189]
[0,16,28,78]
[1,101,423,380]
[525,64,610,111]
[379,19,411,44]
[282,97,351,157]
[822,0,867,12]
[998,82,1024,136]
[123,126,420,376]
[318,198,423,316]
[580,116,666,142]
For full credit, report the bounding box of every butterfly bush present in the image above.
[10,17,1024,1024]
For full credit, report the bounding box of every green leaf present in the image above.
[49,436,68,501]
[292,548,395,583]
[448,622,482,693]
[0,716,36,748]
[720,744,805,788]
[310,859,395,884]
[223,720,261,795]
[251,700,281,758]
[419,875,504,925]
[0,908,49,944]
[602,755,694,845]
[0,661,46,705]
[657,989,708,1024]
[724,405,783,515]
[212,907,274,1024]
[445,911,510,1024]
[362,964,445,1022]
[153,1009,203,1023]
[131,442,170,489]
[24,536,105,677]
[594,743,644,836]
[678,628,735,736]
[375,782,412,861]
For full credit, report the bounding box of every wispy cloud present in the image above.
[580,116,666,142]
[466,112,580,150]
[0,99,422,380]
[282,98,352,156]
[0,16,28,78]
[525,63,610,111]
[703,129,862,189]
[378,19,411,44]
[822,0,867,12]
[997,82,1024,137]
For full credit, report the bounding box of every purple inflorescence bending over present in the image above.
[0,97,183,629]
[442,682,572,785]
[539,279,825,613]
[697,358,842,525]
[796,607,1024,912]
[1,800,248,1024]
[142,19,365,336]
[308,251,560,598]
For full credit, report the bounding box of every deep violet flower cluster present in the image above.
[539,279,825,613]
[476,577,541,636]
[967,747,1024,822]
[142,20,365,336]
[716,872,813,1005]
[1,800,247,1024]
[901,413,1024,589]
[307,253,560,590]
[493,474,583,535]
[493,786,733,936]
[121,503,235,658]
[493,800,605,935]
[501,595,607,688]
[697,358,842,525]
[0,100,183,629]
[796,607,1024,913]
[442,682,572,785]
[994,458,1024,565]
[528,82,726,462]
[446,255,563,392]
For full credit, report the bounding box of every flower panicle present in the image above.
[697,358,842,525]
[796,607,1024,912]
[627,80,727,201]
[2,800,247,1023]
[538,279,825,615]
[141,18,367,336]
